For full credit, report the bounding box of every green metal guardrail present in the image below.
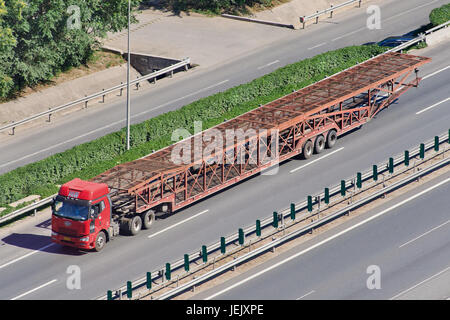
[101,130,449,300]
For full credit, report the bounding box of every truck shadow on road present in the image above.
[1,233,86,256]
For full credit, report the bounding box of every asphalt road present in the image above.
[0,0,448,174]
[0,40,448,300]
[0,1,449,300]
[192,173,450,300]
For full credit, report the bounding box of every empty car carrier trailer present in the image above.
[51,52,431,251]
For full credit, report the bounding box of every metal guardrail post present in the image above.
[146,272,152,289]
[202,245,208,263]
[290,203,296,220]
[435,136,439,152]
[165,263,171,281]
[184,254,190,272]
[126,281,132,299]
[273,211,279,228]
[238,228,245,246]
[341,180,346,196]
[256,220,262,236]
[324,187,330,204]
[373,165,378,181]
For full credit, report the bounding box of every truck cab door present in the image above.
[91,198,111,234]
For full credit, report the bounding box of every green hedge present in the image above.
[429,3,450,26]
[0,45,387,209]
[161,0,274,14]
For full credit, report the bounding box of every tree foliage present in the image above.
[429,3,450,26]
[161,0,274,14]
[0,0,139,98]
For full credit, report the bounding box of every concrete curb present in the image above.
[221,14,297,30]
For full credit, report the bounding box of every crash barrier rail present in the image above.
[0,58,191,135]
[156,156,449,300]
[300,0,363,29]
[0,195,55,225]
[98,129,450,300]
[386,20,450,53]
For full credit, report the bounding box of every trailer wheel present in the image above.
[302,140,313,159]
[141,210,155,229]
[128,215,142,236]
[314,135,325,154]
[94,231,106,252]
[326,130,337,149]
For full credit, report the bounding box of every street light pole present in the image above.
[126,0,131,150]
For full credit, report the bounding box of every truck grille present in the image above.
[58,227,80,237]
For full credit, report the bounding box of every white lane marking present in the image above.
[422,65,450,80]
[0,80,229,169]
[296,290,315,300]
[134,80,229,117]
[416,97,450,115]
[308,42,327,50]
[290,147,344,173]
[399,219,450,248]
[204,177,450,300]
[11,279,58,300]
[390,266,450,300]
[383,0,441,23]
[332,0,440,42]
[0,243,55,270]
[332,27,366,41]
[148,210,209,239]
[257,60,280,70]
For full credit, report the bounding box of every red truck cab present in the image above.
[51,178,112,251]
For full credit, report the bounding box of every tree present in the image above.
[0,0,140,99]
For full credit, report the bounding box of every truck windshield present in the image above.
[53,200,90,221]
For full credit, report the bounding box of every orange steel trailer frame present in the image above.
[92,52,431,215]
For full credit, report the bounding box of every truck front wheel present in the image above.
[128,215,142,236]
[94,231,106,252]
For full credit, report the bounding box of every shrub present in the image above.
[0,45,387,208]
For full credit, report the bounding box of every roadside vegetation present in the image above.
[429,3,450,26]
[144,0,289,15]
[0,0,139,100]
[0,45,388,212]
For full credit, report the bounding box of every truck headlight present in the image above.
[80,236,90,242]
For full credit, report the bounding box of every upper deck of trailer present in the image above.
[91,52,431,194]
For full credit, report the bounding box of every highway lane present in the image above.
[194,174,450,300]
[0,0,448,173]
[0,40,448,300]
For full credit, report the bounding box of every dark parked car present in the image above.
[377,35,416,48]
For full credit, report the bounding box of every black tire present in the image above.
[141,210,155,229]
[94,231,106,252]
[302,140,313,159]
[326,130,337,149]
[128,215,142,236]
[314,135,325,154]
